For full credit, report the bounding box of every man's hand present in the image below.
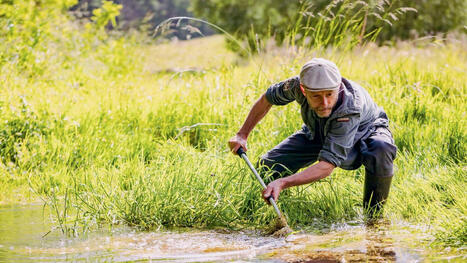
[227,94,272,155]
[262,178,286,204]
[228,134,248,154]
[261,161,335,205]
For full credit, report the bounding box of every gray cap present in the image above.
[299,58,341,91]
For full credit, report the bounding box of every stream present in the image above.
[0,204,465,262]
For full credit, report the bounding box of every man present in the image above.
[228,58,397,216]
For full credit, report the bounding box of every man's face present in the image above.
[301,84,339,118]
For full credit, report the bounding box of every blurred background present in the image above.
[69,0,466,43]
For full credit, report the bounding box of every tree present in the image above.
[190,0,466,50]
[70,0,212,38]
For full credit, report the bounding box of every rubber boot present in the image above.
[363,171,393,218]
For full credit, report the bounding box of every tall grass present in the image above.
[0,1,465,248]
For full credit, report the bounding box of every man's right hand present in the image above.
[228,134,248,155]
[262,178,286,204]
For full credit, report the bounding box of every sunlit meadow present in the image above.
[0,3,465,248]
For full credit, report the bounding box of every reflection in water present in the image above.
[267,220,440,262]
[0,205,465,262]
[364,219,397,262]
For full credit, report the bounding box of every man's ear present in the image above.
[299,84,306,96]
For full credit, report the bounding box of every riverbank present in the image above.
[1,34,466,248]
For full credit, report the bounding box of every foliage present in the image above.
[2,32,465,246]
[0,0,78,74]
[190,0,302,43]
[0,0,125,77]
[0,98,50,165]
[71,0,210,39]
[374,0,467,41]
[190,0,405,51]
[190,0,466,50]
[0,0,466,248]
[91,0,121,28]
[70,0,466,47]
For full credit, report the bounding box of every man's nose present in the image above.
[321,97,329,107]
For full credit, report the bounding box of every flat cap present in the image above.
[299,58,342,91]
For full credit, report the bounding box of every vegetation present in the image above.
[71,0,212,38]
[0,0,465,249]
[376,0,467,41]
[191,0,467,47]
[71,1,467,45]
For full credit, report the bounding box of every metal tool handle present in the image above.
[236,147,282,217]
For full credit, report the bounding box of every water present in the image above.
[0,204,465,262]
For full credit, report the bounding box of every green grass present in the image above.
[1,10,466,247]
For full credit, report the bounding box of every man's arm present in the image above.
[262,160,335,203]
[228,93,272,154]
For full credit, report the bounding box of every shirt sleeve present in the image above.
[318,113,360,167]
[265,76,300,105]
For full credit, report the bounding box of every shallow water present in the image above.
[0,204,465,262]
